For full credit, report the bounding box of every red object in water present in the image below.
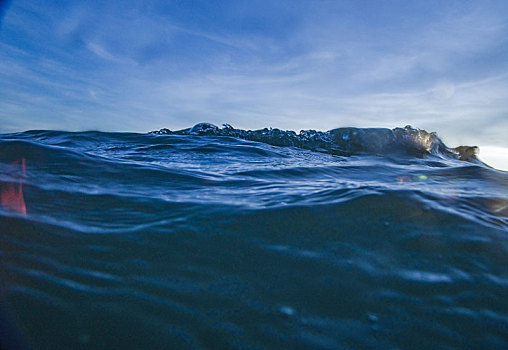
[0,158,26,215]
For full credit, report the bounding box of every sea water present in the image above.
[0,124,507,349]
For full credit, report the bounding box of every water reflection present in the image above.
[0,158,26,215]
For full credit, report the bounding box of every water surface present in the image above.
[0,125,507,349]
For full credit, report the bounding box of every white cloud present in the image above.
[86,42,117,61]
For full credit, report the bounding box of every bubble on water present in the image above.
[279,306,295,317]
[367,313,378,323]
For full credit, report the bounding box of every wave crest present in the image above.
[150,123,479,161]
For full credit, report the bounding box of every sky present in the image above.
[0,0,507,169]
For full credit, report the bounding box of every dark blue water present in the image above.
[1,124,507,349]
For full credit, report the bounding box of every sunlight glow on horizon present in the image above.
[478,146,508,171]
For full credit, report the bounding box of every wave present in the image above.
[151,123,480,161]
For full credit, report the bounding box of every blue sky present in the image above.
[1,0,507,167]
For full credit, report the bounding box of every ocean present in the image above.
[0,124,507,349]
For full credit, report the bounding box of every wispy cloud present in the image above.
[1,0,507,152]
[85,42,118,62]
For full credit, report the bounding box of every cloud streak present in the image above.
[0,0,507,155]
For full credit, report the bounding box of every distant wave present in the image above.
[151,123,480,162]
